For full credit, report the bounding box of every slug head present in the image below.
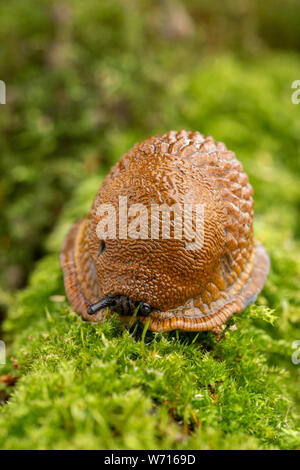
[87,296,152,317]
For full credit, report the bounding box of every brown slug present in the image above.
[60,130,269,334]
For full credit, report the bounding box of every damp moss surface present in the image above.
[1,52,300,450]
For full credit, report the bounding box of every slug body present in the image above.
[60,130,269,333]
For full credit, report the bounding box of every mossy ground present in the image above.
[1,1,300,451]
[0,241,300,449]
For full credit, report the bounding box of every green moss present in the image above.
[0,244,299,449]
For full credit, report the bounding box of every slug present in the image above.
[60,130,269,334]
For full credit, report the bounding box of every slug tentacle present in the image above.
[87,295,152,317]
[87,297,116,315]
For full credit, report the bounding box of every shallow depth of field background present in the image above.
[0,0,300,450]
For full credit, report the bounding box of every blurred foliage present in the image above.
[0,0,300,291]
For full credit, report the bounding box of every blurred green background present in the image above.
[0,0,299,299]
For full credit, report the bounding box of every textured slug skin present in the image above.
[60,130,270,332]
